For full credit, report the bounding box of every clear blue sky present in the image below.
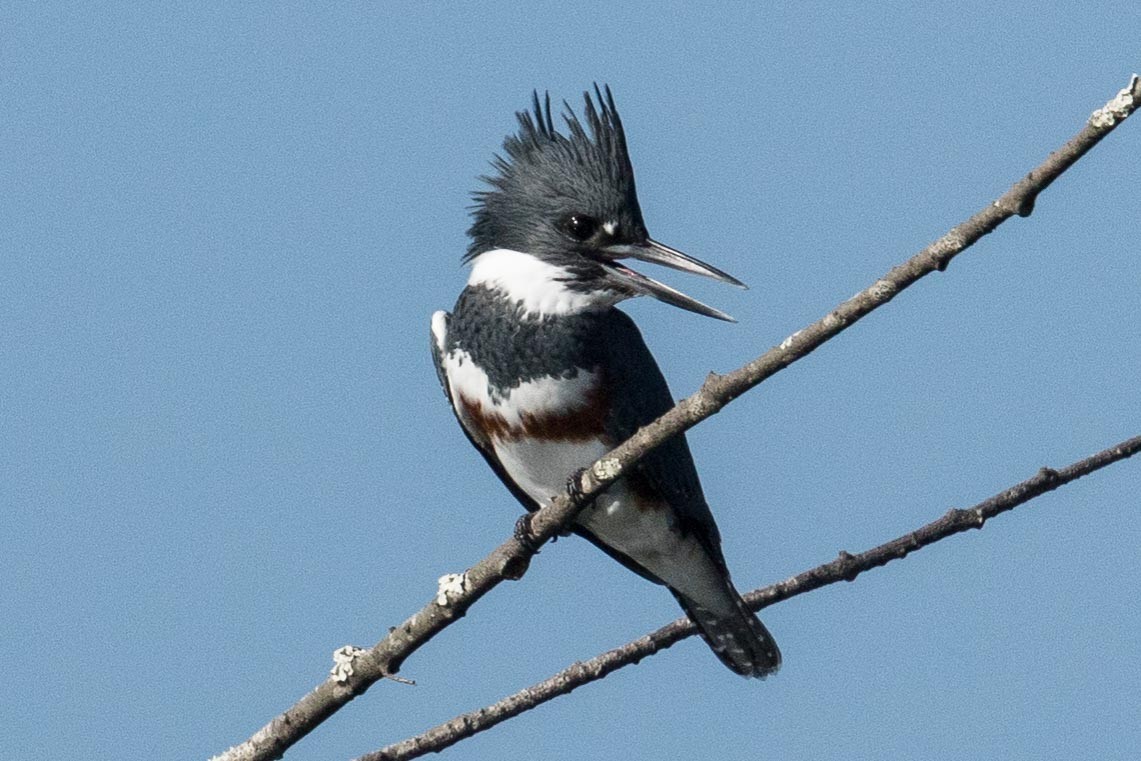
[3,3,1138,760]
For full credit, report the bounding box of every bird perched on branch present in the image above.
[431,85,779,677]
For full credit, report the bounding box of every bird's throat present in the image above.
[467,248,624,318]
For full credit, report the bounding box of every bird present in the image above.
[430,85,780,678]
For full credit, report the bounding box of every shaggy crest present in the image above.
[466,84,644,260]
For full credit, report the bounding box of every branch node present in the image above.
[779,329,804,351]
[945,506,983,529]
[690,395,722,419]
[836,550,860,581]
[590,456,622,484]
[383,673,417,686]
[1089,73,1140,128]
[869,278,899,302]
[1037,466,1061,484]
[501,554,531,580]
[932,230,966,270]
[330,645,367,683]
[435,573,468,606]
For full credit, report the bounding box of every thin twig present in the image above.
[363,434,1141,761]
[211,74,1140,761]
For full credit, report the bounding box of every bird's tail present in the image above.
[672,584,781,678]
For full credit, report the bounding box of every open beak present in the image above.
[600,239,746,322]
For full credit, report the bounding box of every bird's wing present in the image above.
[431,310,541,513]
[596,308,724,554]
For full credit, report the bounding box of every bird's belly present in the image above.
[493,435,610,507]
[493,435,721,603]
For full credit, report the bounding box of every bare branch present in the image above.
[210,74,1140,761]
[364,434,1141,761]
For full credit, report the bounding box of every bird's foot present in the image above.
[513,512,541,553]
[553,467,589,540]
[566,467,588,503]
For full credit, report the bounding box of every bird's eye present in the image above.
[561,214,599,242]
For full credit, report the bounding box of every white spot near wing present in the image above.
[467,248,624,317]
[431,310,448,352]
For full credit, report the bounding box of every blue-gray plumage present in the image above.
[431,86,780,677]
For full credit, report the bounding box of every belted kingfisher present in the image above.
[431,86,780,677]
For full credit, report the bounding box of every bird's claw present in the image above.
[515,470,588,552]
[540,468,589,541]
[566,467,587,503]
[514,512,541,553]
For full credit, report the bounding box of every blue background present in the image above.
[3,3,1139,760]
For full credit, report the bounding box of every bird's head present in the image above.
[466,85,744,321]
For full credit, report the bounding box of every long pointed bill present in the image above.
[634,238,748,288]
[600,261,737,322]
[600,239,745,321]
